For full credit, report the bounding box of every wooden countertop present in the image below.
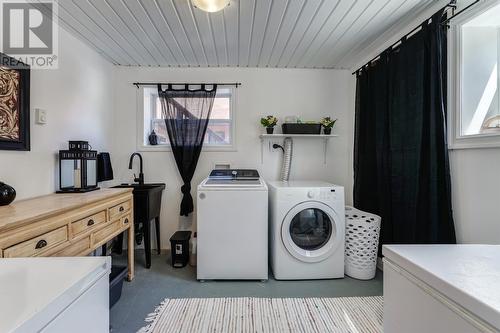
[0,188,132,232]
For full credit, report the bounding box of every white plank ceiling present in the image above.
[53,0,436,69]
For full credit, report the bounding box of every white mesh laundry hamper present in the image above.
[344,206,381,280]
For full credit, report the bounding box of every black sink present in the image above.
[112,183,166,268]
[114,183,165,222]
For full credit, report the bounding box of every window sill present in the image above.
[449,134,500,150]
[137,145,238,152]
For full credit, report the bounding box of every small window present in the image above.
[139,86,236,151]
[450,2,500,148]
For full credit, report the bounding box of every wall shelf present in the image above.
[259,134,338,138]
[259,133,338,164]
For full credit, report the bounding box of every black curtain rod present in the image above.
[441,0,480,25]
[351,0,480,75]
[133,82,241,88]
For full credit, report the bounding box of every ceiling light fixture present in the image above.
[191,0,230,13]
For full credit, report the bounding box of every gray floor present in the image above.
[110,250,383,333]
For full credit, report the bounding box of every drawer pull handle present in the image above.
[119,206,124,212]
[87,219,95,226]
[35,240,47,249]
[124,218,129,224]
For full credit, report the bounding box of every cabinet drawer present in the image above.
[109,200,131,220]
[121,214,131,227]
[54,237,90,257]
[72,211,106,236]
[93,220,123,246]
[3,226,68,258]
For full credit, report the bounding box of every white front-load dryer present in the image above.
[268,181,345,280]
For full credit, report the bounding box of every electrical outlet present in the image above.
[35,108,47,124]
[271,141,283,152]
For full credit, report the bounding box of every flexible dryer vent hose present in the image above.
[280,137,293,181]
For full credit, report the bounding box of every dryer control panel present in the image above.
[321,188,336,201]
[304,188,336,200]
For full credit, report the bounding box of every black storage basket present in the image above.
[281,123,321,134]
[109,265,127,308]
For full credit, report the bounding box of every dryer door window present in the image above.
[281,201,342,263]
[289,209,332,251]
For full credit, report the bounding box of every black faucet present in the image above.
[128,152,144,185]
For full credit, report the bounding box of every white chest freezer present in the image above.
[383,245,500,333]
[0,256,111,333]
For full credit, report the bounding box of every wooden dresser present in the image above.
[0,188,134,280]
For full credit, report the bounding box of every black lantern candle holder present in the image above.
[57,141,99,193]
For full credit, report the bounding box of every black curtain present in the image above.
[158,84,217,216]
[354,10,456,250]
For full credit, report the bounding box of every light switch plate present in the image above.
[35,108,47,124]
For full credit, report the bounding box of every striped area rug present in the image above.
[138,297,383,333]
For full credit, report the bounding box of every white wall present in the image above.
[112,67,354,249]
[450,149,500,244]
[451,23,500,244]
[447,2,500,245]
[0,28,114,199]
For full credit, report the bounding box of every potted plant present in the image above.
[321,117,337,135]
[261,115,278,134]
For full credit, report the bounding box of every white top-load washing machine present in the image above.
[268,181,345,280]
[197,169,268,281]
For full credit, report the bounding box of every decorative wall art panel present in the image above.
[0,53,30,151]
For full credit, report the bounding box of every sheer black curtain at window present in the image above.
[354,9,456,251]
[158,84,217,216]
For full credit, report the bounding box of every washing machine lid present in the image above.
[204,169,260,186]
[203,178,264,187]
[209,169,260,180]
[281,201,343,263]
[200,169,266,189]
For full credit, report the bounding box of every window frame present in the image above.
[448,0,500,149]
[136,85,237,152]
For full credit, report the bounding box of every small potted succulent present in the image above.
[321,117,337,135]
[261,115,278,134]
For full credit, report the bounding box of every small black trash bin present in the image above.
[169,231,191,268]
